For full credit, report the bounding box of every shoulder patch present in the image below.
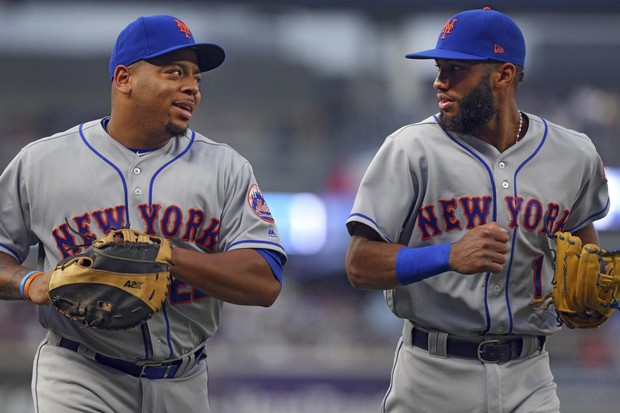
[247,184,274,223]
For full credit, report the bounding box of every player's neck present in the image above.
[106,118,170,150]
[477,108,526,153]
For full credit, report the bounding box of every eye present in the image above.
[436,63,465,73]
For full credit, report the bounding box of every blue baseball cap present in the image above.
[109,15,225,80]
[406,8,525,67]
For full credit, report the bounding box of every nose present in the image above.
[183,79,199,96]
[433,71,448,91]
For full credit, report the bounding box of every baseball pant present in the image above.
[32,335,211,413]
[381,336,560,413]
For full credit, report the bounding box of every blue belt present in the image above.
[58,337,205,379]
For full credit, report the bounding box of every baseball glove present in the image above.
[48,229,172,330]
[532,231,620,328]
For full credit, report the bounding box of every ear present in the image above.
[492,62,517,88]
[111,65,132,94]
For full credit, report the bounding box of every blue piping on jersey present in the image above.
[434,115,499,221]
[436,116,499,333]
[144,132,195,359]
[503,117,548,333]
[148,130,195,205]
[79,123,131,227]
[566,196,610,232]
[162,302,174,359]
[435,115,550,334]
[347,212,393,242]
[0,243,23,263]
[84,122,158,356]
[141,324,151,359]
[228,239,286,251]
[83,124,197,359]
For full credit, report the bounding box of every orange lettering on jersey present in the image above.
[175,19,192,39]
[440,19,458,39]
[494,44,505,54]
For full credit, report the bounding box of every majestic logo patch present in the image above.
[441,18,458,39]
[174,19,192,39]
[247,184,274,223]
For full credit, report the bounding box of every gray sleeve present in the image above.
[219,160,287,260]
[565,146,609,231]
[0,150,37,262]
[346,136,419,243]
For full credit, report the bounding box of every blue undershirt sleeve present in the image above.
[256,248,284,284]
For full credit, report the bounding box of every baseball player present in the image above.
[345,8,609,413]
[0,15,286,413]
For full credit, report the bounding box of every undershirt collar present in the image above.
[101,117,159,155]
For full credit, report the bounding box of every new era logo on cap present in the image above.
[405,8,525,67]
[109,15,226,80]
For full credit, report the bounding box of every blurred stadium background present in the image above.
[2,0,620,412]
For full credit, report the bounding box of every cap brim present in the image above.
[143,43,226,72]
[192,43,226,72]
[406,48,488,61]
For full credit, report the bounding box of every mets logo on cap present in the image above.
[247,184,274,223]
[174,19,192,38]
[441,18,458,39]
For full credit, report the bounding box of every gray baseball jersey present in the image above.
[0,118,286,361]
[346,112,609,336]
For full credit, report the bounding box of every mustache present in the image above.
[438,77,495,135]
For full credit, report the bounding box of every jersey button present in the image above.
[133,167,141,175]
[497,326,505,333]
[498,162,506,169]
[134,188,143,196]
[502,181,509,189]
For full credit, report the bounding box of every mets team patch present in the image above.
[247,184,274,223]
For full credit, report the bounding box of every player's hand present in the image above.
[28,272,51,305]
[449,222,510,274]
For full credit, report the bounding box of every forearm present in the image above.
[345,235,403,290]
[345,222,509,291]
[0,253,36,300]
[170,247,281,307]
[573,223,599,245]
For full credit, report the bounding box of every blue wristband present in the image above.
[19,271,39,299]
[395,243,452,285]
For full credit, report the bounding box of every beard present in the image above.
[165,122,187,139]
[438,73,495,135]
